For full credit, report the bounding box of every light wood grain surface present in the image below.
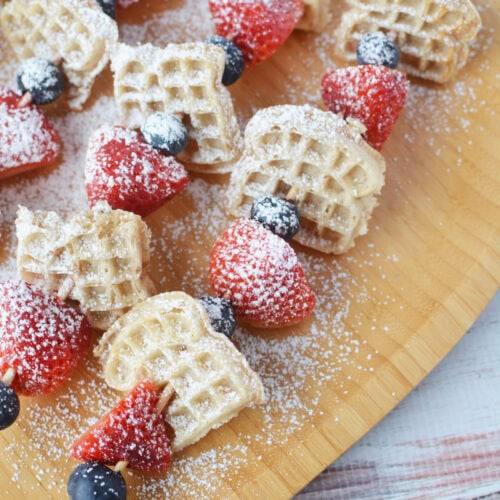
[0,1,498,498]
[298,291,500,499]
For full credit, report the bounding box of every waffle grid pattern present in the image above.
[337,0,480,83]
[16,203,155,330]
[96,292,265,451]
[0,0,118,109]
[228,106,386,254]
[112,42,242,172]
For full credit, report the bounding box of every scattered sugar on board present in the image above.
[0,0,496,497]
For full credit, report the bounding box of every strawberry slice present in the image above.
[208,0,304,67]
[321,65,409,151]
[209,218,316,328]
[85,125,189,217]
[0,280,91,397]
[71,380,173,473]
[0,87,60,179]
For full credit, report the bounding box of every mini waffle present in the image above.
[0,0,118,109]
[16,202,155,330]
[111,42,243,173]
[227,105,386,254]
[95,291,265,451]
[337,0,481,83]
[297,0,332,32]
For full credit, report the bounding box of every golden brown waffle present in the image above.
[0,0,118,109]
[16,202,156,330]
[297,0,332,32]
[227,105,386,254]
[95,291,265,451]
[111,42,243,173]
[337,0,480,83]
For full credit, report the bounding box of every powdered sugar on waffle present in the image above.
[0,0,496,497]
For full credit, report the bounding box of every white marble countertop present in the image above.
[297,291,500,499]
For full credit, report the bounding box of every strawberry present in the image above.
[85,125,189,217]
[71,380,172,473]
[0,87,60,179]
[321,65,409,151]
[208,0,304,67]
[0,280,91,397]
[209,218,315,328]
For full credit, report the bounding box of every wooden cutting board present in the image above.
[0,1,498,498]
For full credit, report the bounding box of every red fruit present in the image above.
[85,125,189,217]
[0,87,60,179]
[208,0,304,67]
[0,280,91,397]
[71,380,172,473]
[209,218,315,328]
[321,65,409,151]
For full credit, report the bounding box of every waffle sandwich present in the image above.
[16,202,155,330]
[0,0,119,109]
[227,105,386,254]
[95,291,265,451]
[111,42,243,173]
[337,0,481,83]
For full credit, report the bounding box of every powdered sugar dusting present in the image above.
[0,0,496,497]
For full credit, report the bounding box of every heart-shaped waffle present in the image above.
[227,105,386,254]
[0,0,119,109]
[16,202,155,330]
[95,291,265,451]
[111,42,243,172]
[336,0,481,83]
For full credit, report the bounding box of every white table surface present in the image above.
[297,291,500,499]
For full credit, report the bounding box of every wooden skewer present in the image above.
[1,368,16,386]
[156,382,175,415]
[17,92,33,108]
[57,276,75,302]
[112,461,129,473]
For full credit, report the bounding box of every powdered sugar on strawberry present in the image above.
[0,87,60,177]
[85,125,189,216]
[0,280,91,396]
[210,218,315,328]
[208,0,304,66]
[71,380,172,473]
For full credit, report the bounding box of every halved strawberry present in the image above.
[0,87,60,179]
[0,280,91,397]
[71,380,172,473]
[321,65,409,151]
[208,0,304,67]
[85,125,189,217]
[209,218,315,328]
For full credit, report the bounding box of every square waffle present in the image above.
[337,0,481,83]
[0,0,118,109]
[16,202,156,330]
[95,291,265,451]
[227,105,386,254]
[297,0,332,32]
[111,42,243,173]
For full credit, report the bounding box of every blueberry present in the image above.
[205,35,245,86]
[17,57,64,105]
[68,462,127,500]
[198,296,236,339]
[96,0,116,19]
[250,195,300,241]
[141,112,188,156]
[357,32,400,69]
[0,381,20,431]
